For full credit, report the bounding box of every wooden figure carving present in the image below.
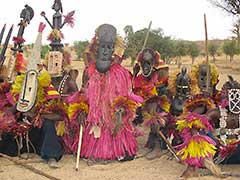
[47,51,63,77]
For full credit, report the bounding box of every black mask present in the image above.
[198,64,211,93]
[176,67,190,99]
[141,49,154,77]
[95,24,116,73]
[96,42,114,73]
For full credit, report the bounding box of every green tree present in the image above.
[174,41,187,68]
[41,45,50,59]
[156,36,175,63]
[73,40,89,59]
[187,42,200,64]
[208,42,219,62]
[222,40,238,62]
[124,25,176,64]
[123,25,139,65]
[124,25,134,38]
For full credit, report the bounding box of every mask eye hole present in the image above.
[236,93,239,99]
[230,94,235,99]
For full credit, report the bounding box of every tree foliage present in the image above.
[186,42,200,64]
[222,40,239,61]
[73,40,89,59]
[208,42,219,62]
[41,45,50,59]
[174,41,188,57]
[123,25,176,64]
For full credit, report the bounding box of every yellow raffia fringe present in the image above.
[11,74,25,94]
[161,96,170,113]
[176,118,205,132]
[151,86,158,97]
[57,121,65,136]
[68,102,89,120]
[47,85,60,96]
[177,138,217,160]
[11,72,51,106]
[38,71,51,87]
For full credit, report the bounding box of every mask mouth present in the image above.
[142,63,152,77]
[96,60,111,73]
[142,70,152,77]
[101,56,111,62]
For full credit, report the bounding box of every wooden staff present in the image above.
[204,14,210,93]
[0,24,6,45]
[75,125,83,171]
[0,25,13,67]
[141,21,152,52]
[158,130,181,162]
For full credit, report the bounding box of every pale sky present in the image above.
[0,0,235,45]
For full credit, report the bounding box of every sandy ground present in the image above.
[1,131,240,180]
[1,56,240,180]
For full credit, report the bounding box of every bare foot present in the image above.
[180,166,198,179]
[145,147,166,160]
[48,158,59,168]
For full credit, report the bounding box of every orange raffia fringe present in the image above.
[47,29,64,42]
[143,111,167,127]
[183,94,215,114]
[111,96,140,119]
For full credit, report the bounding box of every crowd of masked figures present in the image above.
[0,1,240,179]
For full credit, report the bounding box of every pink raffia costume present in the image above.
[175,95,223,178]
[64,24,143,160]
